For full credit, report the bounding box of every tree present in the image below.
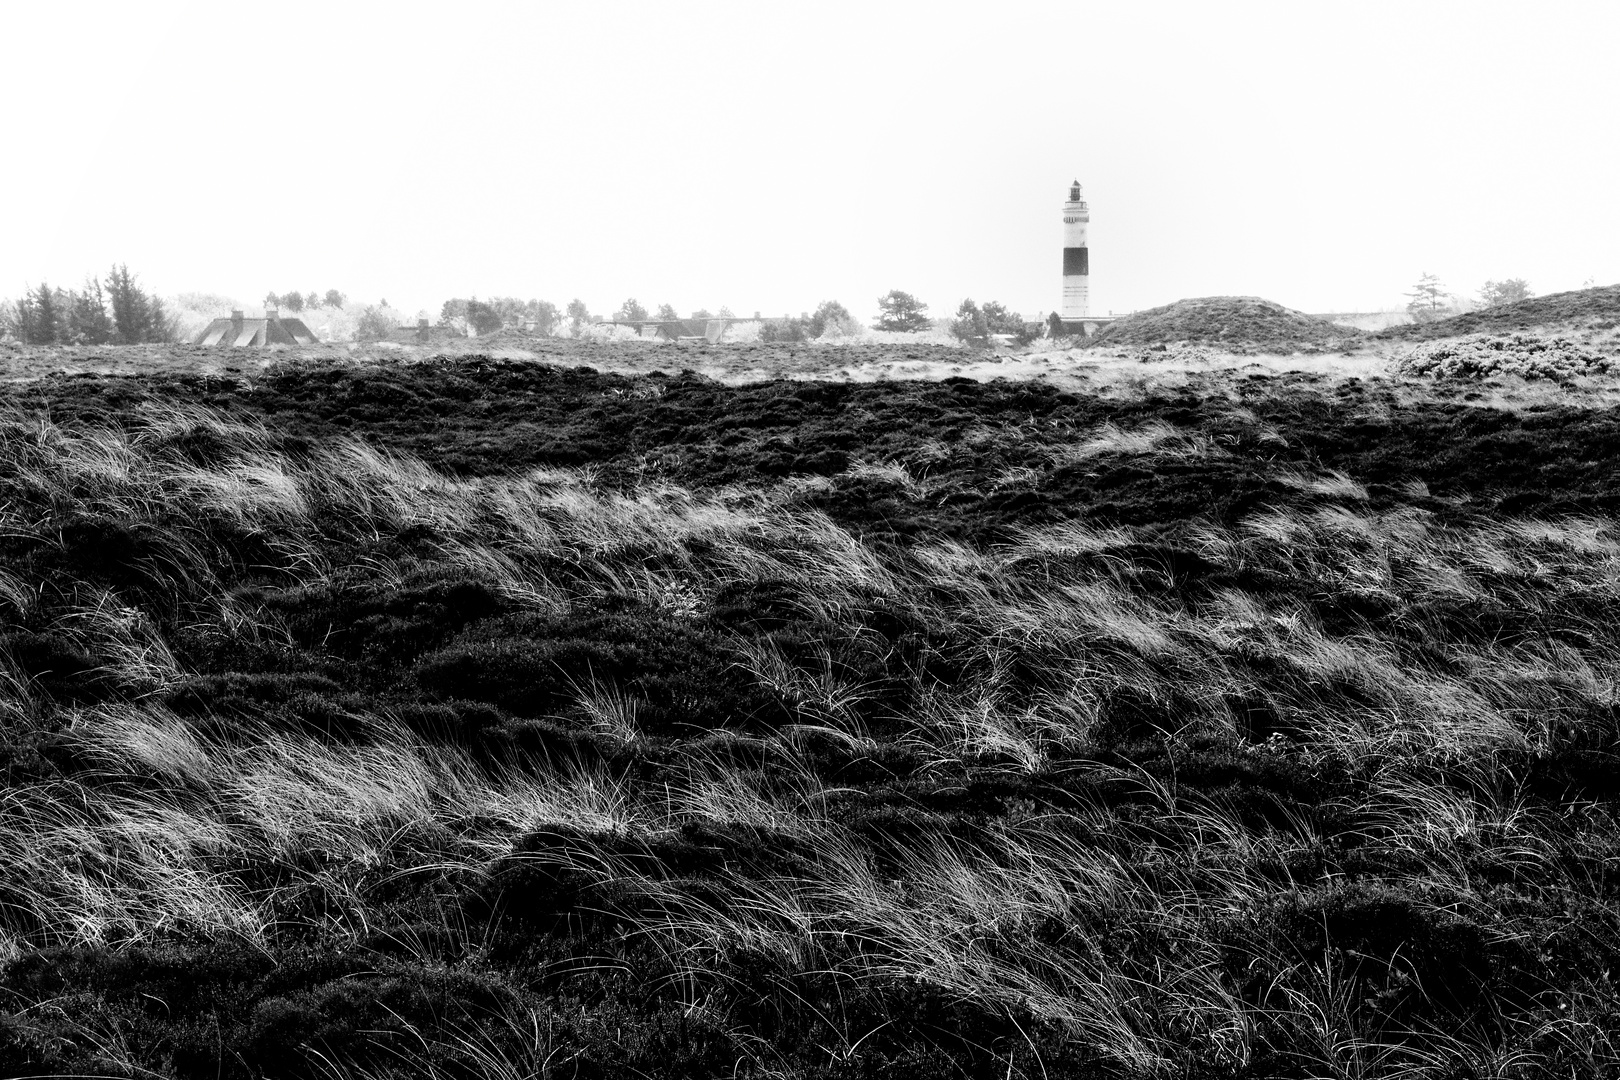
[656,303,679,321]
[304,291,321,311]
[66,277,112,344]
[1478,278,1533,308]
[1405,272,1450,323]
[1046,312,1067,339]
[263,291,280,309]
[456,298,562,336]
[615,298,649,322]
[950,299,989,342]
[1012,320,1044,347]
[531,300,561,337]
[105,265,171,343]
[438,298,470,335]
[980,301,1023,335]
[355,305,396,342]
[18,283,61,344]
[874,290,930,332]
[691,308,713,320]
[485,297,527,328]
[807,300,856,338]
[759,317,808,343]
[717,306,734,319]
[435,298,500,336]
[566,299,590,335]
[324,289,346,309]
[466,299,502,336]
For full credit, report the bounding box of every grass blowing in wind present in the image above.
[0,372,1618,1078]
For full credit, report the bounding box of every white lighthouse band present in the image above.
[1061,180,1090,320]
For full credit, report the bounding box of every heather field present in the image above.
[4,338,1620,1078]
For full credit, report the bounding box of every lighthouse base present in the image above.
[1048,315,1120,340]
[1061,278,1089,320]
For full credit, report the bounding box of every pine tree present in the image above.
[66,278,113,344]
[950,299,989,341]
[980,301,1023,335]
[874,290,930,332]
[104,264,172,343]
[31,283,62,344]
[1405,272,1450,324]
[146,293,175,343]
[107,264,147,343]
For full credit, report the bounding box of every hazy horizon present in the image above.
[4,1,1616,324]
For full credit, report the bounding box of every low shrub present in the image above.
[1399,333,1614,381]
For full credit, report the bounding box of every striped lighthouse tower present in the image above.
[1061,180,1090,319]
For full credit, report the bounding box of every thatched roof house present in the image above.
[193,309,318,347]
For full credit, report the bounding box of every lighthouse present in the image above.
[1061,180,1090,319]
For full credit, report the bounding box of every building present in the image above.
[387,318,463,344]
[1062,180,1090,319]
[193,309,319,347]
[1057,180,1116,337]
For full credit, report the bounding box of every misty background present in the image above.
[3,0,1615,324]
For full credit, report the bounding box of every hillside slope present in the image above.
[1376,284,1620,341]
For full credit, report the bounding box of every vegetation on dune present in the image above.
[1377,284,1620,342]
[759,301,861,343]
[1085,297,1363,354]
[1478,278,1534,309]
[950,299,1041,345]
[1399,334,1615,382]
[1,373,1619,1077]
[15,361,1620,535]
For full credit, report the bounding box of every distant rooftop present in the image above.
[193,309,318,347]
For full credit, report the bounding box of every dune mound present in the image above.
[1376,284,1620,341]
[1085,295,1362,354]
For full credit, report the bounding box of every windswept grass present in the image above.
[1,396,1618,1078]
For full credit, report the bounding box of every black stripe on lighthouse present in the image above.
[1063,247,1089,275]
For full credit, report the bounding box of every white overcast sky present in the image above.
[3,1,1616,321]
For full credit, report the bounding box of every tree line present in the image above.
[1406,272,1537,323]
[1,266,175,345]
[2,278,1056,347]
[262,289,347,313]
[422,292,1040,344]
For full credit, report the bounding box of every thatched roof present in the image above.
[193,310,318,347]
